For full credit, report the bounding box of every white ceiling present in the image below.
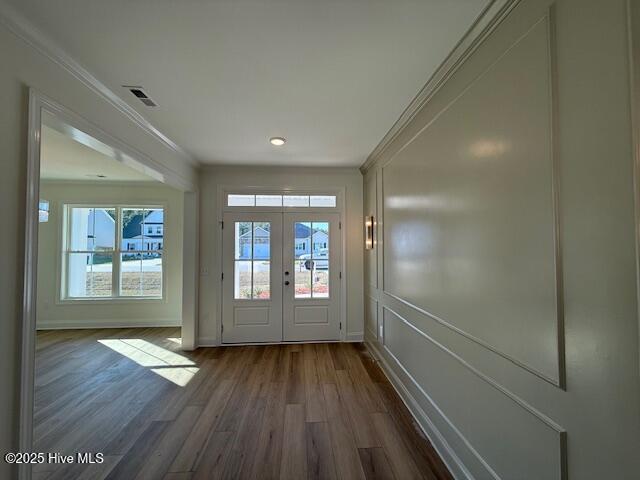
[9,0,490,167]
[41,125,158,182]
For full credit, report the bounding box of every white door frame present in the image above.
[19,89,198,480]
[216,185,347,345]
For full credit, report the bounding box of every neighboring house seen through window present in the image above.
[63,205,164,299]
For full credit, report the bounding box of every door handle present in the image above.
[284,281,290,286]
[284,271,290,276]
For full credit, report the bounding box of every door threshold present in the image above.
[220,339,343,346]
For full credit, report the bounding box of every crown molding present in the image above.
[360,0,521,174]
[0,1,199,167]
[199,163,362,174]
[40,179,162,187]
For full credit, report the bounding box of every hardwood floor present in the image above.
[34,328,452,480]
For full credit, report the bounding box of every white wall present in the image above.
[36,181,184,329]
[198,166,363,345]
[364,0,640,478]
[0,17,196,477]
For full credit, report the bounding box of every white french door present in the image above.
[282,213,341,341]
[221,212,341,343]
[221,212,283,343]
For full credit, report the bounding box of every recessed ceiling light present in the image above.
[270,137,286,146]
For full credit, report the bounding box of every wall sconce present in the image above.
[365,215,374,250]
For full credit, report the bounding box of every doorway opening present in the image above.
[19,90,198,479]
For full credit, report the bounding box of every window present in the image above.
[63,206,164,299]
[256,195,282,207]
[310,196,337,207]
[227,193,336,208]
[227,194,255,207]
[283,195,309,207]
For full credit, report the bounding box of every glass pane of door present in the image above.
[294,221,329,298]
[233,221,271,299]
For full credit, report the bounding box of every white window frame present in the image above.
[225,191,340,211]
[60,203,166,302]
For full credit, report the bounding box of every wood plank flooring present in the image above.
[34,328,452,480]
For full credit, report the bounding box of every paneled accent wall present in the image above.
[363,0,640,479]
[383,14,561,385]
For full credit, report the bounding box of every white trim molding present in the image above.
[0,0,198,168]
[365,340,471,480]
[345,332,364,342]
[19,89,198,480]
[19,87,42,480]
[30,89,195,191]
[181,191,199,350]
[197,336,219,348]
[360,0,521,174]
[36,319,181,330]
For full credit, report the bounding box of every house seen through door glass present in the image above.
[294,221,329,298]
[234,221,271,299]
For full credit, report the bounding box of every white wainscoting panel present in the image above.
[381,14,563,385]
[382,307,566,480]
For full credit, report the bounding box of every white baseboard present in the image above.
[198,333,363,347]
[346,331,364,342]
[197,336,219,347]
[36,318,181,330]
[365,340,471,480]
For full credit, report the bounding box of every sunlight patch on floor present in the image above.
[98,338,197,386]
[151,366,199,387]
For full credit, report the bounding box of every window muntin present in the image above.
[226,194,337,208]
[64,206,164,300]
[233,221,271,299]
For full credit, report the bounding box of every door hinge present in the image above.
[339,322,342,330]
[221,221,224,229]
[339,221,342,230]
[221,325,224,333]
[221,272,224,281]
[339,271,342,279]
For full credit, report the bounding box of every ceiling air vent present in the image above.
[123,86,157,107]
